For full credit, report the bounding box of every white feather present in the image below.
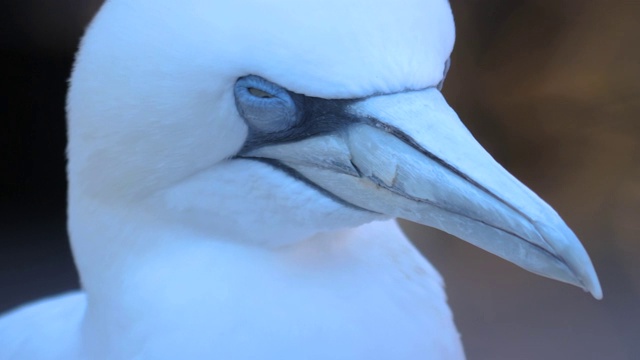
[0,1,466,359]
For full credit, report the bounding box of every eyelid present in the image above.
[237,75,288,100]
[234,75,301,133]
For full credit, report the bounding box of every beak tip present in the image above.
[533,220,602,300]
[572,260,602,300]
[585,272,603,300]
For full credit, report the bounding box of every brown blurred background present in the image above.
[1,1,638,359]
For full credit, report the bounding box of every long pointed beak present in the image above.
[244,87,602,299]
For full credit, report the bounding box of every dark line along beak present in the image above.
[243,87,602,299]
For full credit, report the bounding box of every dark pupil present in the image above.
[248,87,274,98]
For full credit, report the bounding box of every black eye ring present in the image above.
[234,75,302,133]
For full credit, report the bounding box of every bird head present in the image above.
[67,0,601,298]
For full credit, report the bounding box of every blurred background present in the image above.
[1,0,638,359]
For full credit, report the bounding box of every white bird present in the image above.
[0,0,602,359]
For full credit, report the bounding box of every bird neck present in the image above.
[69,196,394,359]
[67,192,367,313]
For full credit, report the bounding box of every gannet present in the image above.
[0,0,601,359]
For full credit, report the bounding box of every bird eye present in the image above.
[234,75,302,133]
[248,87,274,99]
